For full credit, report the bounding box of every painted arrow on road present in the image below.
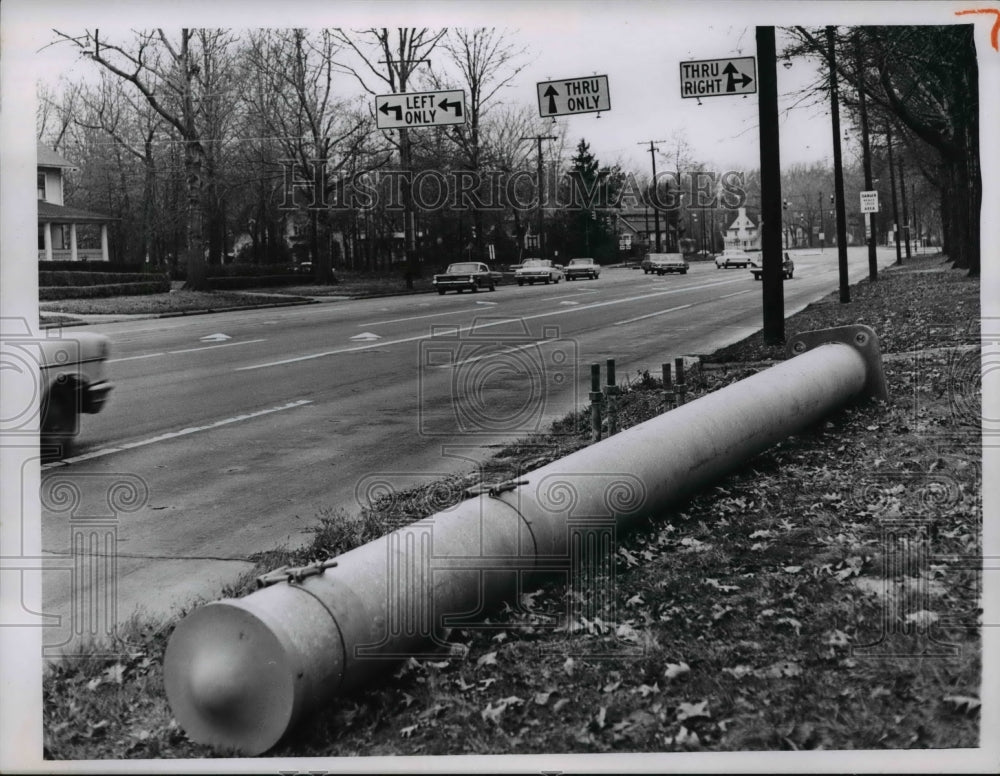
[439,97,463,117]
[200,333,232,342]
[350,332,383,342]
[543,85,559,114]
[379,102,402,120]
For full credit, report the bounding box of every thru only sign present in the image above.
[537,75,611,117]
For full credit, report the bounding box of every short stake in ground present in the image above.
[164,325,888,755]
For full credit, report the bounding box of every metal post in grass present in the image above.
[662,362,674,409]
[605,358,619,435]
[590,363,604,441]
[674,357,687,405]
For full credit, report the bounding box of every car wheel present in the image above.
[438,289,446,295]
[517,280,523,286]
[471,284,478,292]
[489,282,496,291]
[41,389,76,461]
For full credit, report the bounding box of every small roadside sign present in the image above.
[537,75,611,117]
[860,190,880,213]
[375,90,466,130]
[679,57,756,98]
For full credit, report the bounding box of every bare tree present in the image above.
[52,28,240,289]
[331,27,447,286]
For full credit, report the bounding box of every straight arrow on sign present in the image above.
[543,85,559,114]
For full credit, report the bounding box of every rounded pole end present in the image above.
[164,601,296,755]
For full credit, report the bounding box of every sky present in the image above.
[13,0,984,178]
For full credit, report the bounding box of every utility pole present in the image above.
[826,27,850,303]
[756,26,785,345]
[853,29,878,281]
[898,159,912,259]
[638,140,666,251]
[886,124,903,265]
[818,191,825,252]
[520,134,557,259]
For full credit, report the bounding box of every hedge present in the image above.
[38,261,146,273]
[207,263,298,278]
[39,271,169,287]
[39,279,171,300]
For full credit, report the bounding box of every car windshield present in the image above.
[570,259,593,266]
[446,263,480,273]
[522,259,549,268]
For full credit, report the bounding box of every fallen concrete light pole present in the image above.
[164,325,888,755]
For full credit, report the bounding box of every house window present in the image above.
[37,173,46,200]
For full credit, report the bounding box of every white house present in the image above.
[724,206,760,251]
[37,145,114,262]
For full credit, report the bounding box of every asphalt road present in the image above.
[39,247,900,653]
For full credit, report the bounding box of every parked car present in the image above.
[715,250,756,269]
[641,253,689,275]
[515,258,564,285]
[750,253,795,280]
[39,332,114,459]
[565,257,601,280]
[432,262,497,294]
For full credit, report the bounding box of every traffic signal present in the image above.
[830,194,834,204]
[783,199,788,210]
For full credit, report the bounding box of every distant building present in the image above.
[37,145,115,262]
[724,206,760,251]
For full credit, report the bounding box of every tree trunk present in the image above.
[183,140,209,290]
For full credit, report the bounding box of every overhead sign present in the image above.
[536,75,611,117]
[679,57,756,98]
[375,90,466,130]
[859,190,880,213]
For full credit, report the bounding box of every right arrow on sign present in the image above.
[543,85,559,114]
[723,62,753,92]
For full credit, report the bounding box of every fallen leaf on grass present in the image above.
[824,629,851,647]
[625,593,645,607]
[776,616,803,634]
[476,651,498,668]
[782,566,802,574]
[755,660,803,678]
[104,664,126,684]
[676,700,710,722]
[533,691,553,706]
[663,662,690,681]
[635,682,660,697]
[680,537,709,551]
[400,724,418,738]
[602,678,622,693]
[665,725,701,748]
[563,657,576,676]
[479,678,496,690]
[721,665,753,679]
[943,695,981,714]
[591,706,607,731]
[905,609,939,627]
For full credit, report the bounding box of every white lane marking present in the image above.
[351,332,382,341]
[559,301,580,306]
[613,304,693,326]
[108,352,167,364]
[46,400,313,468]
[237,278,744,372]
[169,338,267,355]
[720,289,756,299]
[200,333,232,342]
[434,339,561,369]
[363,307,490,327]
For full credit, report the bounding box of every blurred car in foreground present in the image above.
[565,257,601,280]
[39,332,114,459]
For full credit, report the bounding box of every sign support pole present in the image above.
[854,30,878,282]
[827,26,851,304]
[756,26,784,345]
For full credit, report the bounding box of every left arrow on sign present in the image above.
[379,102,402,120]
[439,97,463,117]
[200,333,232,342]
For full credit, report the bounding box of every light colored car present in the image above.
[432,262,497,294]
[565,257,601,280]
[715,250,757,269]
[515,258,564,285]
[641,253,689,275]
[39,332,114,459]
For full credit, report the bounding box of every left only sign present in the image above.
[375,89,466,129]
